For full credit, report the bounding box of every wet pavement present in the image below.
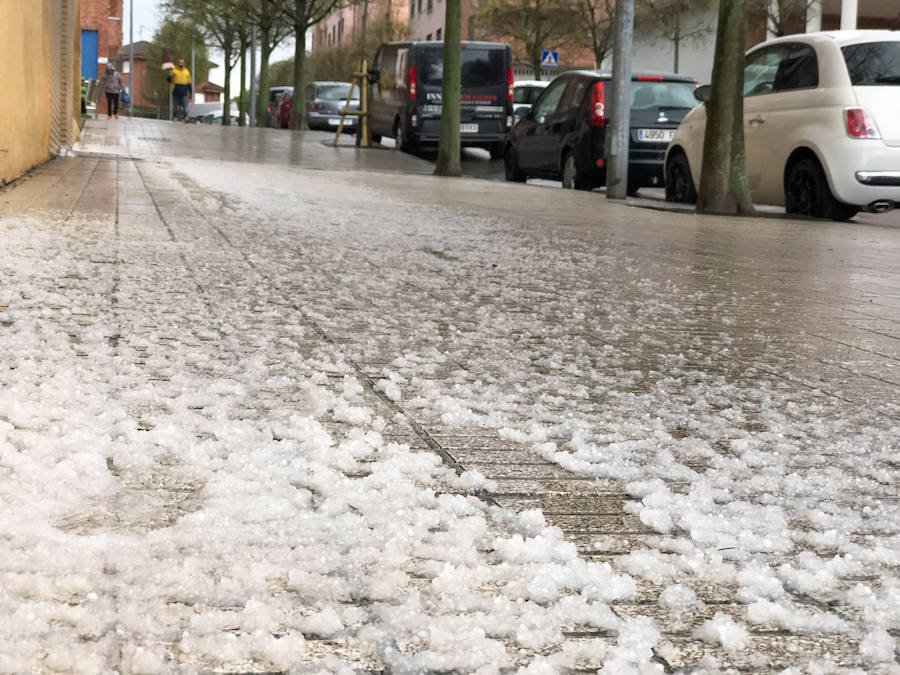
[0,117,898,672]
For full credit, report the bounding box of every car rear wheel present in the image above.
[504,145,527,182]
[394,118,414,153]
[784,157,858,221]
[562,152,592,190]
[665,151,697,204]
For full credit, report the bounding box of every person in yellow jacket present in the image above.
[169,59,192,121]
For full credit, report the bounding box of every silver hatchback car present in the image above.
[305,81,360,131]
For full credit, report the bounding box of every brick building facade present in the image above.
[81,0,123,114]
[112,41,150,107]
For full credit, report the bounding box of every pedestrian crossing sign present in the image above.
[541,50,559,68]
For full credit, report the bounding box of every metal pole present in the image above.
[606,0,634,200]
[249,26,257,127]
[129,0,134,115]
[191,39,196,106]
[839,0,857,29]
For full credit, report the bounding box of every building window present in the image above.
[410,0,415,17]
[436,28,442,40]
[426,33,432,40]
[418,0,423,15]
[339,18,344,43]
[122,60,130,73]
[427,0,433,13]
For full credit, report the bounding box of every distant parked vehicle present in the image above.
[369,41,513,156]
[305,81,359,131]
[278,89,293,128]
[199,110,244,125]
[267,86,292,127]
[665,30,900,220]
[271,88,293,128]
[504,70,697,192]
[512,80,549,117]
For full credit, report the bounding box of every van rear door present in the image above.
[415,44,510,139]
[459,45,509,137]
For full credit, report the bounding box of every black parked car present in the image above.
[504,70,698,192]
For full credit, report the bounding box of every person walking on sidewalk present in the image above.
[101,64,125,120]
[169,59,192,122]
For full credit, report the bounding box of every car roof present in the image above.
[753,29,900,50]
[382,40,509,49]
[514,80,549,87]
[557,69,697,83]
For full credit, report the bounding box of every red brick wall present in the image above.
[81,0,123,113]
[119,58,148,107]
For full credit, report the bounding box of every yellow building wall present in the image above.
[0,1,53,185]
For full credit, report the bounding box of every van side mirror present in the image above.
[368,67,381,85]
[694,84,710,103]
[515,106,531,119]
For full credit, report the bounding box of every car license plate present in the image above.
[460,123,478,133]
[328,118,341,125]
[637,128,676,142]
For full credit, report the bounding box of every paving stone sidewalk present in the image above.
[0,118,897,672]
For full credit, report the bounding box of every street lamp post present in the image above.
[606,0,634,200]
[129,0,134,116]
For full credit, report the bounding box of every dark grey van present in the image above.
[369,41,513,156]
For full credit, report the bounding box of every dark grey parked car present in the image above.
[306,81,359,131]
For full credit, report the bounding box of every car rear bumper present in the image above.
[308,111,356,127]
[855,170,900,186]
[625,146,667,186]
[414,117,508,146]
[821,139,900,207]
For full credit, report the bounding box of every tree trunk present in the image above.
[223,45,233,126]
[435,0,462,176]
[289,19,308,130]
[239,43,247,126]
[257,31,273,126]
[530,47,542,80]
[673,27,680,73]
[361,0,368,45]
[696,0,753,215]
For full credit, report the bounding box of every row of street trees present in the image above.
[153,0,818,213]
[159,0,346,129]
[477,0,816,79]
[476,0,715,78]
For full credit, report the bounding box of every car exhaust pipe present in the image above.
[866,200,895,214]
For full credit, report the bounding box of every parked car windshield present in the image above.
[419,48,506,87]
[630,81,697,109]
[316,83,359,100]
[514,85,544,105]
[842,41,900,85]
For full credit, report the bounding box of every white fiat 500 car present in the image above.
[665,31,900,220]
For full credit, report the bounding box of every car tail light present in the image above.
[636,75,664,81]
[507,67,514,101]
[845,107,881,139]
[590,81,605,127]
[409,65,417,99]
